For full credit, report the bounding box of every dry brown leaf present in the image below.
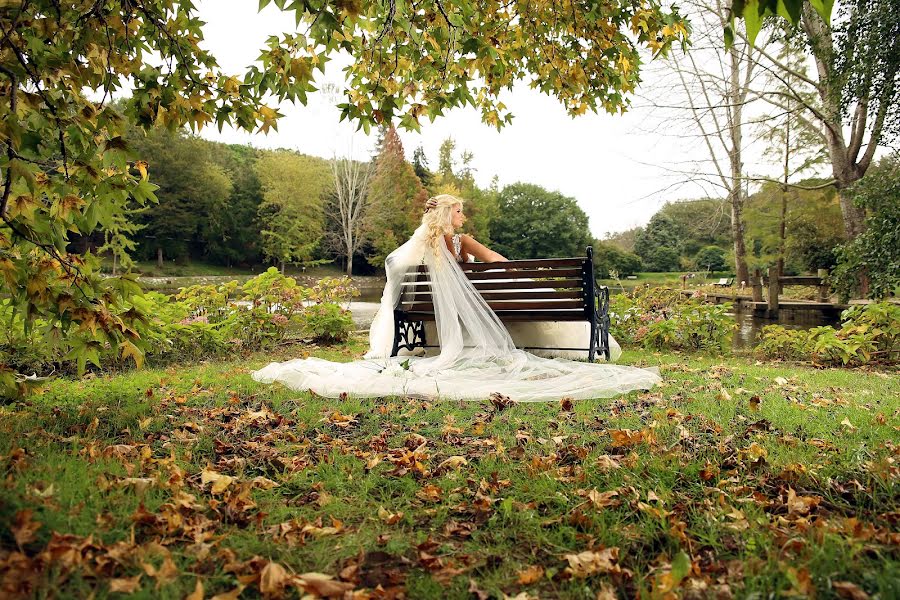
[12,509,41,548]
[608,429,644,448]
[517,565,544,584]
[210,585,245,600]
[295,572,355,597]
[786,488,821,516]
[564,547,619,578]
[436,456,468,472]
[595,582,618,600]
[109,574,142,593]
[185,579,204,600]
[260,561,290,596]
[833,581,870,600]
[378,506,404,525]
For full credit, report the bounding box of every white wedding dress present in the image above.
[252,226,660,402]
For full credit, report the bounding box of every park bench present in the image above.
[712,277,734,287]
[391,247,612,361]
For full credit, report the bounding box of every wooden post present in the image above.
[751,268,763,303]
[817,268,829,303]
[767,265,779,318]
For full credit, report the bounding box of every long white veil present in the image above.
[252,224,660,402]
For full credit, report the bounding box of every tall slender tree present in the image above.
[328,156,373,275]
[366,127,428,267]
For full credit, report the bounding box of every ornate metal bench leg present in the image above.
[391,311,426,357]
[588,318,597,362]
[594,286,611,361]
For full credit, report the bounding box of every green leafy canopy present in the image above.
[727,0,834,47]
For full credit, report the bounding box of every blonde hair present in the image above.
[422,194,464,255]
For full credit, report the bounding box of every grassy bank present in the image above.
[0,339,897,598]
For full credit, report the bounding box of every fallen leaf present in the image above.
[185,579,204,600]
[840,418,858,432]
[564,547,619,578]
[436,456,468,472]
[12,509,41,548]
[109,575,142,593]
[748,395,761,411]
[296,572,355,597]
[833,581,870,600]
[378,506,404,525]
[260,561,290,596]
[560,397,574,412]
[517,565,544,584]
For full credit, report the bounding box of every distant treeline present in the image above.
[74,122,851,280]
[599,184,845,277]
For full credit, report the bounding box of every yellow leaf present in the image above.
[120,340,144,368]
[185,579,204,600]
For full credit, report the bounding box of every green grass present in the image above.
[0,340,897,598]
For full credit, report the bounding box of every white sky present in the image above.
[190,1,816,238]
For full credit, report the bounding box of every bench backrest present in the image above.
[395,250,597,322]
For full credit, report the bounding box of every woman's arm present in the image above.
[460,234,507,262]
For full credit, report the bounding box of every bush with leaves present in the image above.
[758,302,900,366]
[611,287,734,352]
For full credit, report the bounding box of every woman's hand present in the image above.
[424,197,438,212]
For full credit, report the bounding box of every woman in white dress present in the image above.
[252,195,657,401]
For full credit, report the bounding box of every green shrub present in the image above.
[298,303,354,343]
[758,302,900,365]
[610,286,734,351]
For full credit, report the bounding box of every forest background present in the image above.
[84,117,862,285]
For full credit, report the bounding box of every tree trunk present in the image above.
[727,27,750,287]
[346,252,353,276]
[157,246,163,268]
[728,186,750,285]
[280,260,285,275]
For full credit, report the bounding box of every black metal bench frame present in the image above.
[390,246,611,361]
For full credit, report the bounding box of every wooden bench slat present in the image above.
[404,310,588,322]
[459,257,585,271]
[401,300,586,312]
[400,290,584,302]
[401,279,583,291]
[462,268,583,280]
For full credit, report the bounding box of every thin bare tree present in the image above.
[328,155,374,275]
[660,0,768,285]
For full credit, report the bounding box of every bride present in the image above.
[252,194,660,402]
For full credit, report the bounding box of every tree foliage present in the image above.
[257,0,688,131]
[129,128,232,264]
[831,156,900,300]
[366,126,426,267]
[593,241,643,278]
[489,183,591,260]
[727,0,833,46]
[256,150,332,271]
[634,213,684,272]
